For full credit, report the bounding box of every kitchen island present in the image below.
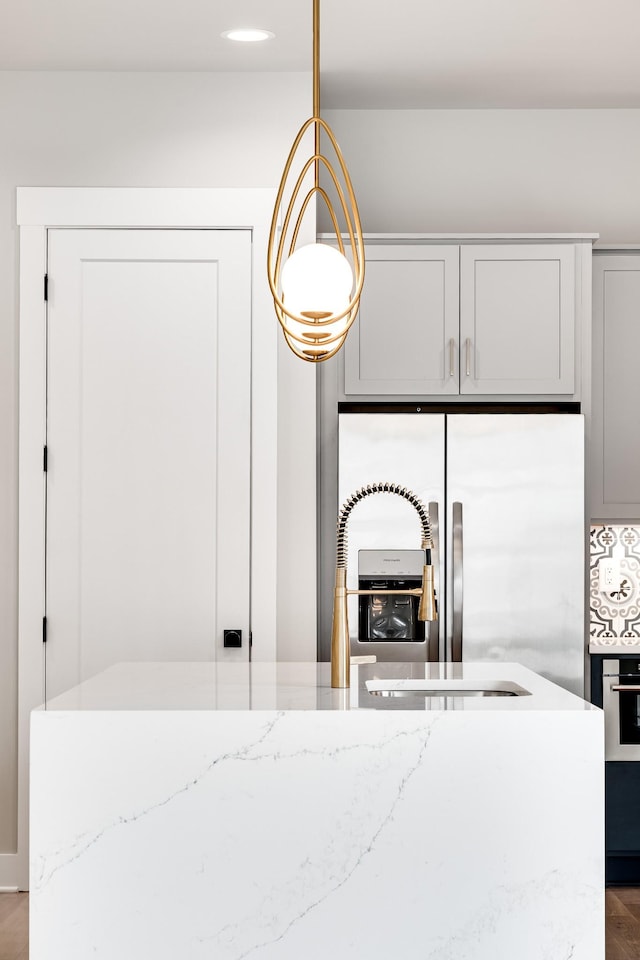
[30,661,604,959]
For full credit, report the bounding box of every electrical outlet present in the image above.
[599,558,621,592]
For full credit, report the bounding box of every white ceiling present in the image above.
[2,0,640,109]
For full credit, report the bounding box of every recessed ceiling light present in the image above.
[221,28,275,43]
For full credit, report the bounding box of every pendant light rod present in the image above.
[313,0,321,189]
[267,0,365,362]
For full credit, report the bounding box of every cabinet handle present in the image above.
[465,338,471,377]
[449,339,455,378]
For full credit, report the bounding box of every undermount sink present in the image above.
[365,679,531,698]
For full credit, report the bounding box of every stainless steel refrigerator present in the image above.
[338,413,585,695]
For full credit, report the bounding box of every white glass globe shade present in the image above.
[281,243,353,322]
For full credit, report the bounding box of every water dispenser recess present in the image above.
[356,549,427,660]
[368,591,416,640]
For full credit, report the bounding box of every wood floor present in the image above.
[1,889,639,957]
[607,888,640,959]
[0,894,27,960]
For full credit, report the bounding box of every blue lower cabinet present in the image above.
[592,654,640,884]
[606,761,640,884]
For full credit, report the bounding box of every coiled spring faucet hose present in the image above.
[331,482,437,689]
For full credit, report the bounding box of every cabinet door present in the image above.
[591,255,640,520]
[344,245,459,395]
[459,244,575,395]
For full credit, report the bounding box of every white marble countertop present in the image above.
[31,659,604,959]
[40,660,597,713]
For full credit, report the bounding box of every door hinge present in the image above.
[43,445,48,472]
[42,616,47,643]
[44,274,48,302]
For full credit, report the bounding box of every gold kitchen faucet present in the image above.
[330,483,438,688]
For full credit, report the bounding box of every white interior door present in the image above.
[45,228,251,701]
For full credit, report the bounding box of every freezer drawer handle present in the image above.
[452,501,463,662]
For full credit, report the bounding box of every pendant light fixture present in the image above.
[267,0,365,362]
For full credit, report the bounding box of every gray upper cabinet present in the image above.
[459,244,575,395]
[344,240,578,398]
[344,245,459,395]
[591,254,640,520]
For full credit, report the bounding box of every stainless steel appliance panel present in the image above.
[602,660,640,761]
[446,414,584,695]
[338,411,584,692]
[338,414,445,662]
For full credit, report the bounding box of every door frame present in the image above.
[12,186,302,890]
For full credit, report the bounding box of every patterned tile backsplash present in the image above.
[591,525,640,644]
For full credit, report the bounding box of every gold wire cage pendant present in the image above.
[267,117,365,362]
[267,0,365,363]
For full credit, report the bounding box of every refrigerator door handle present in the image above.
[452,501,463,662]
[427,501,441,662]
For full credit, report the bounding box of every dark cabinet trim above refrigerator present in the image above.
[338,401,581,415]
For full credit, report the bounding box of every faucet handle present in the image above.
[418,564,438,622]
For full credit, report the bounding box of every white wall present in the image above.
[323,108,640,240]
[5,89,640,861]
[0,70,315,859]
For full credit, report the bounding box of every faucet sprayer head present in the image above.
[419,564,438,622]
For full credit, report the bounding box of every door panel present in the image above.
[344,246,459,396]
[46,229,251,701]
[446,414,584,694]
[591,256,640,518]
[459,244,575,395]
[337,413,446,658]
